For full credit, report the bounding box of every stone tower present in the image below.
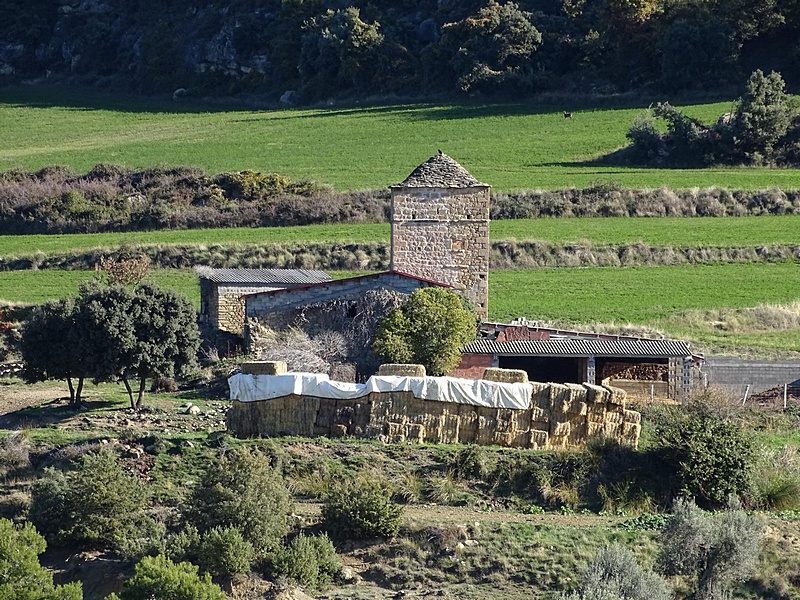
[390,153,490,320]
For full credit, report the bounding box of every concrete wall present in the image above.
[703,356,800,396]
[390,186,490,319]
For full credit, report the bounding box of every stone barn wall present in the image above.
[227,374,640,450]
[390,186,490,320]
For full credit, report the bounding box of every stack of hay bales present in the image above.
[227,394,320,437]
[529,382,551,448]
[226,366,642,449]
[547,383,588,449]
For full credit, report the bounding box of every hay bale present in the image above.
[567,421,588,447]
[482,367,529,383]
[406,423,426,443]
[550,421,570,437]
[529,429,549,449]
[530,405,549,422]
[530,382,551,409]
[620,422,641,447]
[604,385,627,406]
[439,405,461,444]
[583,383,610,404]
[566,400,588,416]
[457,404,479,444]
[549,383,572,414]
[240,361,287,375]
[379,363,426,377]
[476,407,498,445]
[586,422,606,439]
[605,409,625,424]
[586,402,607,423]
[623,409,641,424]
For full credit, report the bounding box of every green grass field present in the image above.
[3,215,799,258]
[2,87,800,191]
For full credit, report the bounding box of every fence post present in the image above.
[785,383,789,410]
[742,384,751,406]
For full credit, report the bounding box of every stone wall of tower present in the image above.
[390,186,490,319]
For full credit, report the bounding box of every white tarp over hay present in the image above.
[228,372,533,410]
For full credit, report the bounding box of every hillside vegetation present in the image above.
[1,0,798,102]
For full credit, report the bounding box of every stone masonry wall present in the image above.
[216,284,283,334]
[227,378,640,449]
[391,187,490,319]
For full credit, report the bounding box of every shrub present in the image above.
[28,449,152,555]
[560,542,671,600]
[195,526,255,578]
[372,287,477,376]
[112,554,226,600]
[323,475,403,539]
[653,399,755,508]
[0,519,83,600]
[658,497,763,600]
[271,533,340,589]
[185,448,291,558]
[752,445,800,511]
[626,110,664,163]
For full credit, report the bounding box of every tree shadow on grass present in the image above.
[0,398,119,429]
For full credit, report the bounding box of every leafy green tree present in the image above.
[299,7,385,97]
[28,449,152,554]
[734,69,795,159]
[76,282,138,393]
[110,555,225,600]
[373,287,477,376]
[0,519,83,600]
[439,1,541,94]
[21,297,85,409]
[185,448,291,559]
[125,283,199,409]
[658,497,763,600]
[658,19,738,92]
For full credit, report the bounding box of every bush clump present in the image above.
[195,526,256,578]
[658,497,763,600]
[184,448,291,559]
[271,533,340,589]
[322,475,403,540]
[560,542,672,600]
[108,554,226,600]
[0,519,83,600]
[28,449,153,555]
[653,398,755,508]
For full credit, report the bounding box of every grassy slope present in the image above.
[2,215,800,258]
[2,87,800,191]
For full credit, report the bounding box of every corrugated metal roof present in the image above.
[392,153,489,188]
[242,269,449,299]
[463,338,692,358]
[199,268,332,285]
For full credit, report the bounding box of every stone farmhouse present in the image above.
[201,153,694,401]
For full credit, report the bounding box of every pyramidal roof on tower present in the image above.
[392,153,489,188]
